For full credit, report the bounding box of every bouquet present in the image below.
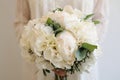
[20,6,100,80]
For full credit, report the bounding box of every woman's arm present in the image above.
[14,0,37,80]
[93,0,109,42]
[14,0,31,40]
[81,0,109,80]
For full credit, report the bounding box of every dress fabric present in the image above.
[14,0,108,80]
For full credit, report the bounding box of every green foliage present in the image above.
[75,48,88,61]
[84,14,94,20]
[43,69,50,76]
[75,42,97,62]
[82,43,97,52]
[46,18,64,36]
[43,69,47,76]
[53,8,63,13]
[93,20,100,25]
[54,28,64,36]
[46,18,54,26]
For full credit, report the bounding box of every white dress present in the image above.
[14,0,109,80]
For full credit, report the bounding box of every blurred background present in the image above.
[0,0,120,80]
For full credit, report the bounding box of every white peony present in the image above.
[41,31,77,69]
[44,47,72,69]
[65,21,98,45]
[56,31,77,65]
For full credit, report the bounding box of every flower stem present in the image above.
[55,74,59,80]
[55,74,67,80]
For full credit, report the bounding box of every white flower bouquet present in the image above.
[20,6,100,80]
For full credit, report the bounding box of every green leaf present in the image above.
[28,49,34,55]
[45,69,50,73]
[84,14,94,20]
[53,8,63,13]
[43,69,47,76]
[82,43,97,52]
[75,48,88,61]
[46,18,64,37]
[46,18,54,26]
[46,18,60,31]
[55,73,59,80]
[54,28,64,36]
[93,20,100,25]
[53,23,61,30]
